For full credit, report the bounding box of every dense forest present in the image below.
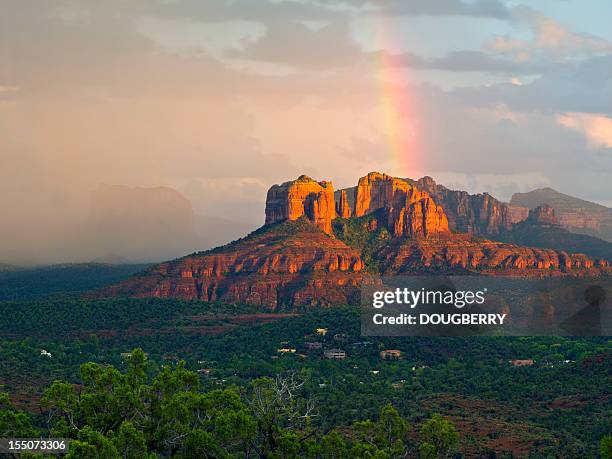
[0,265,610,457]
[2,349,466,458]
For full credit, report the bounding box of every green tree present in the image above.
[112,421,151,458]
[352,404,410,458]
[320,431,349,459]
[66,426,118,459]
[600,436,612,459]
[419,414,459,459]
[0,392,38,437]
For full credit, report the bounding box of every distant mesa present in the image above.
[90,254,132,265]
[504,205,612,262]
[510,187,612,242]
[88,184,199,262]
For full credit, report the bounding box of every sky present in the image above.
[1,0,611,263]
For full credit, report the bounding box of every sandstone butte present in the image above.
[100,172,611,308]
[353,172,449,238]
[265,175,335,234]
[336,189,352,219]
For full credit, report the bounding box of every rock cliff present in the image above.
[527,205,559,226]
[376,233,608,275]
[510,187,612,242]
[102,219,365,308]
[415,176,513,236]
[265,175,335,234]
[352,172,449,237]
[100,173,611,309]
[507,205,530,224]
[336,189,352,219]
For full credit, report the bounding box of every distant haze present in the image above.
[1,0,611,264]
[1,184,256,265]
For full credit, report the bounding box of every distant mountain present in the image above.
[84,185,258,262]
[501,205,612,262]
[100,173,610,309]
[0,263,18,272]
[90,254,132,265]
[510,188,612,242]
[86,184,200,262]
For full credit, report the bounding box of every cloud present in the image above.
[488,6,612,60]
[227,18,364,69]
[398,50,545,75]
[557,113,612,149]
[430,171,552,201]
[321,0,510,18]
[452,54,612,115]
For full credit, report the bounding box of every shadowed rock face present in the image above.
[510,187,612,241]
[336,189,352,219]
[415,176,514,236]
[265,175,336,234]
[527,205,559,226]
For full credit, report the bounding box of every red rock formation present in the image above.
[416,176,513,236]
[101,224,609,308]
[354,172,449,237]
[336,190,352,218]
[98,173,611,309]
[102,221,365,308]
[265,175,335,234]
[376,233,609,275]
[511,187,612,241]
[508,204,530,224]
[527,205,559,226]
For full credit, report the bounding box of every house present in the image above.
[333,333,348,342]
[315,328,328,336]
[40,349,52,358]
[510,359,534,367]
[197,368,212,376]
[324,349,346,359]
[121,351,149,359]
[304,342,323,350]
[277,348,296,354]
[380,350,402,360]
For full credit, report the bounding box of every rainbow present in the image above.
[375,12,424,177]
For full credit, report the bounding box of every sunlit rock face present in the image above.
[354,172,449,237]
[265,175,336,234]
